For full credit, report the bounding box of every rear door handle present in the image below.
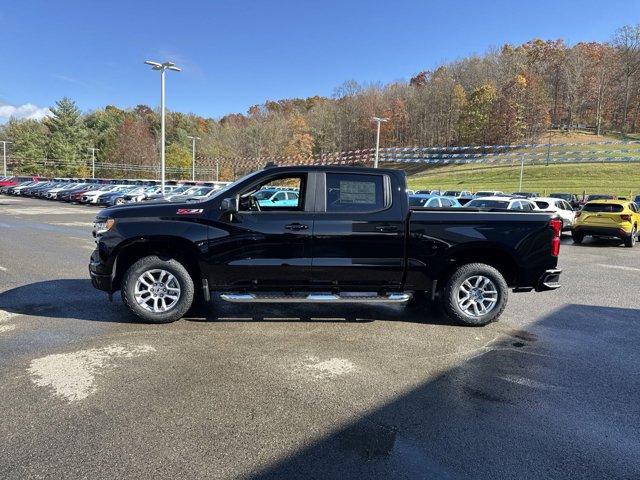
[375,225,398,233]
[285,223,309,231]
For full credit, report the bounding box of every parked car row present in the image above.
[407,189,639,247]
[0,176,231,206]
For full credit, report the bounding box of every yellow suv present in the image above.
[572,199,640,247]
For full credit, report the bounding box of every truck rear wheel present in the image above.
[441,263,508,326]
[121,256,194,323]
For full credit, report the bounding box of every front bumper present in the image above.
[536,268,562,292]
[89,248,114,292]
[90,269,113,292]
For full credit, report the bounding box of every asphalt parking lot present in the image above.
[0,196,639,479]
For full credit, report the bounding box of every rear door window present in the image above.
[326,173,386,213]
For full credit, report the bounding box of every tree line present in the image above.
[2,23,640,179]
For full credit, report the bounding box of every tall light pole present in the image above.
[1,141,10,177]
[518,156,525,191]
[88,147,98,179]
[145,60,181,194]
[187,135,200,181]
[372,117,388,168]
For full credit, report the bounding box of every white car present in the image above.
[465,196,539,211]
[81,185,129,204]
[534,197,576,230]
[46,183,84,199]
[474,190,504,198]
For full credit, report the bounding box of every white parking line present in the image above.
[597,264,640,272]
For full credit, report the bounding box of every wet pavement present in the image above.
[0,196,639,479]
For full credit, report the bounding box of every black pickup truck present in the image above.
[89,166,562,326]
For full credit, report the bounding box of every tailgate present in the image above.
[580,211,624,226]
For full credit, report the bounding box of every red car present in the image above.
[0,175,40,187]
[68,186,96,203]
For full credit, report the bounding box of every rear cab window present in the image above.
[325,173,387,213]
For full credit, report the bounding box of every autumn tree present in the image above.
[458,84,497,145]
[283,115,313,158]
[612,24,640,132]
[112,116,157,174]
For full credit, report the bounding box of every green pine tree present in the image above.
[45,97,89,175]
[4,119,49,174]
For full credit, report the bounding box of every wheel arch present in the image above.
[112,236,203,292]
[437,245,519,288]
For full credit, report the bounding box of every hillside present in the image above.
[406,162,640,196]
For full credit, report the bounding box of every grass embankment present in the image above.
[406,162,640,196]
[394,131,640,196]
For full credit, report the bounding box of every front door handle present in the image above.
[375,225,398,233]
[285,223,309,231]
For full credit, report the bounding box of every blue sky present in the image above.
[1,0,639,121]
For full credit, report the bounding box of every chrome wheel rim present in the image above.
[134,269,181,313]
[457,275,498,317]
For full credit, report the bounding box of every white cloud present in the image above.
[0,103,51,122]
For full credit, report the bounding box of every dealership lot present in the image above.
[0,196,639,479]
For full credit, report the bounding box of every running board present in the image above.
[220,292,412,304]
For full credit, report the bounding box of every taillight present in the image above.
[620,214,632,222]
[549,218,562,257]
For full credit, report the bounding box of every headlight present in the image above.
[93,218,115,237]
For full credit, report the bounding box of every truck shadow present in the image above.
[248,304,640,480]
[0,279,456,326]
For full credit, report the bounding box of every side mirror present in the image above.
[220,196,238,213]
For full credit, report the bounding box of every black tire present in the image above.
[121,255,194,323]
[571,230,584,244]
[441,263,508,327]
[624,226,637,248]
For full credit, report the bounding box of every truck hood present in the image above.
[96,199,209,220]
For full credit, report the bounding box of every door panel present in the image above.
[205,172,315,289]
[311,172,405,288]
[206,212,314,288]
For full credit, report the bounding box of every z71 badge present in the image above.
[176,208,203,215]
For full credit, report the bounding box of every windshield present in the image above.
[409,196,430,207]
[535,201,550,209]
[587,194,613,201]
[190,187,213,196]
[467,199,510,209]
[443,191,459,196]
[475,191,496,197]
[252,190,276,200]
[550,193,571,201]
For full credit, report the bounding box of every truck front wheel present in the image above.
[121,255,194,323]
[441,263,508,326]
